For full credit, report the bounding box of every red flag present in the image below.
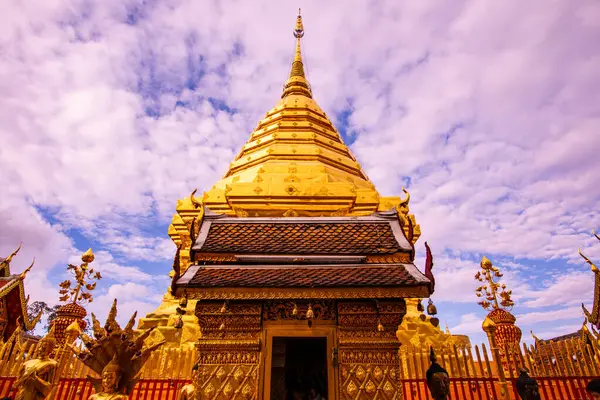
[424,242,435,294]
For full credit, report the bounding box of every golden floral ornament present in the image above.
[58,248,101,304]
[475,256,514,311]
[346,381,358,396]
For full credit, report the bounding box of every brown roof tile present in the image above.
[195,222,404,254]
[186,264,422,288]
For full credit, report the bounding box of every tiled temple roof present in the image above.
[192,211,413,257]
[182,264,426,288]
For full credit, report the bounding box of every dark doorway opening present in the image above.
[270,337,328,400]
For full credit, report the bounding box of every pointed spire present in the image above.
[282,9,312,98]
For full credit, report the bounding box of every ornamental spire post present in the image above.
[52,248,101,352]
[475,256,522,376]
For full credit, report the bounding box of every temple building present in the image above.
[0,244,41,344]
[139,11,444,399]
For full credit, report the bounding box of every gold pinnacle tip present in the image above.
[480,256,492,269]
[81,248,95,263]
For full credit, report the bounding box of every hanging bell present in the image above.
[306,305,314,320]
[220,301,228,313]
[427,299,438,316]
[292,303,298,317]
[174,315,184,329]
[377,320,385,332]
[219,322,225,330]
[179,290,188,308]
[417,300,424,313]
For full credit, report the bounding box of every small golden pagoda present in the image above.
[141,11,436,400]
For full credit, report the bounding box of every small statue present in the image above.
[14,327,58,400]
[425,347,450,400]
[515,369,541,400]
[178,363,199,400]
[88,355,127,400]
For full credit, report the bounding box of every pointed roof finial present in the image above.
[282,10,312,98]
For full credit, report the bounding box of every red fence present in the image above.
[0,377,191,400]
[2,375,599,399]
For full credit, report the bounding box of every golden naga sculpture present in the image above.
[68,299,165,400]
[475,256,522,349]
[14,326,58,400]
[579,229,600,329]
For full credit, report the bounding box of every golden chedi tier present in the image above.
[140,11,424,351]
[166,12,420,275]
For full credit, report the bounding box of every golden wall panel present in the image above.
[337,300,405,400]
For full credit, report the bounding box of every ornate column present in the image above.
[194,301,262,400]
[337,300,406,399]
[482,317,510,400]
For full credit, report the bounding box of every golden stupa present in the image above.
[138,10,435,349]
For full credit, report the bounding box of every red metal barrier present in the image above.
[1,375,597,399]
[0,376,16,398]
[0,378,190,400]
[508,375,597,400]
[401,377,500,400]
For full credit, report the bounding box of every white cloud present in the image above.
[516,307,584,325]
[67,250,153,282]
[450,313,481,335]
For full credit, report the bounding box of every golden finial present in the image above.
[81,248,95,263]
[59,248,101,304]
[475,256,514,311]
[481,316,496,332]
[294,9,304,38]
[579,248,599,273]
[399,187,411,208]
[282,10,312,98]
[19,258,35,279]
[1,242,22,276]
[4,242,22,264]
[190,188,202,208]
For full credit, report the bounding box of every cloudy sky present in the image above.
[1,0,599,345]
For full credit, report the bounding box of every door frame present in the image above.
[261,321,338,400]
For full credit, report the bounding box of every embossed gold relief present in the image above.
[195,302,261,400]
[337,301,406,399]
